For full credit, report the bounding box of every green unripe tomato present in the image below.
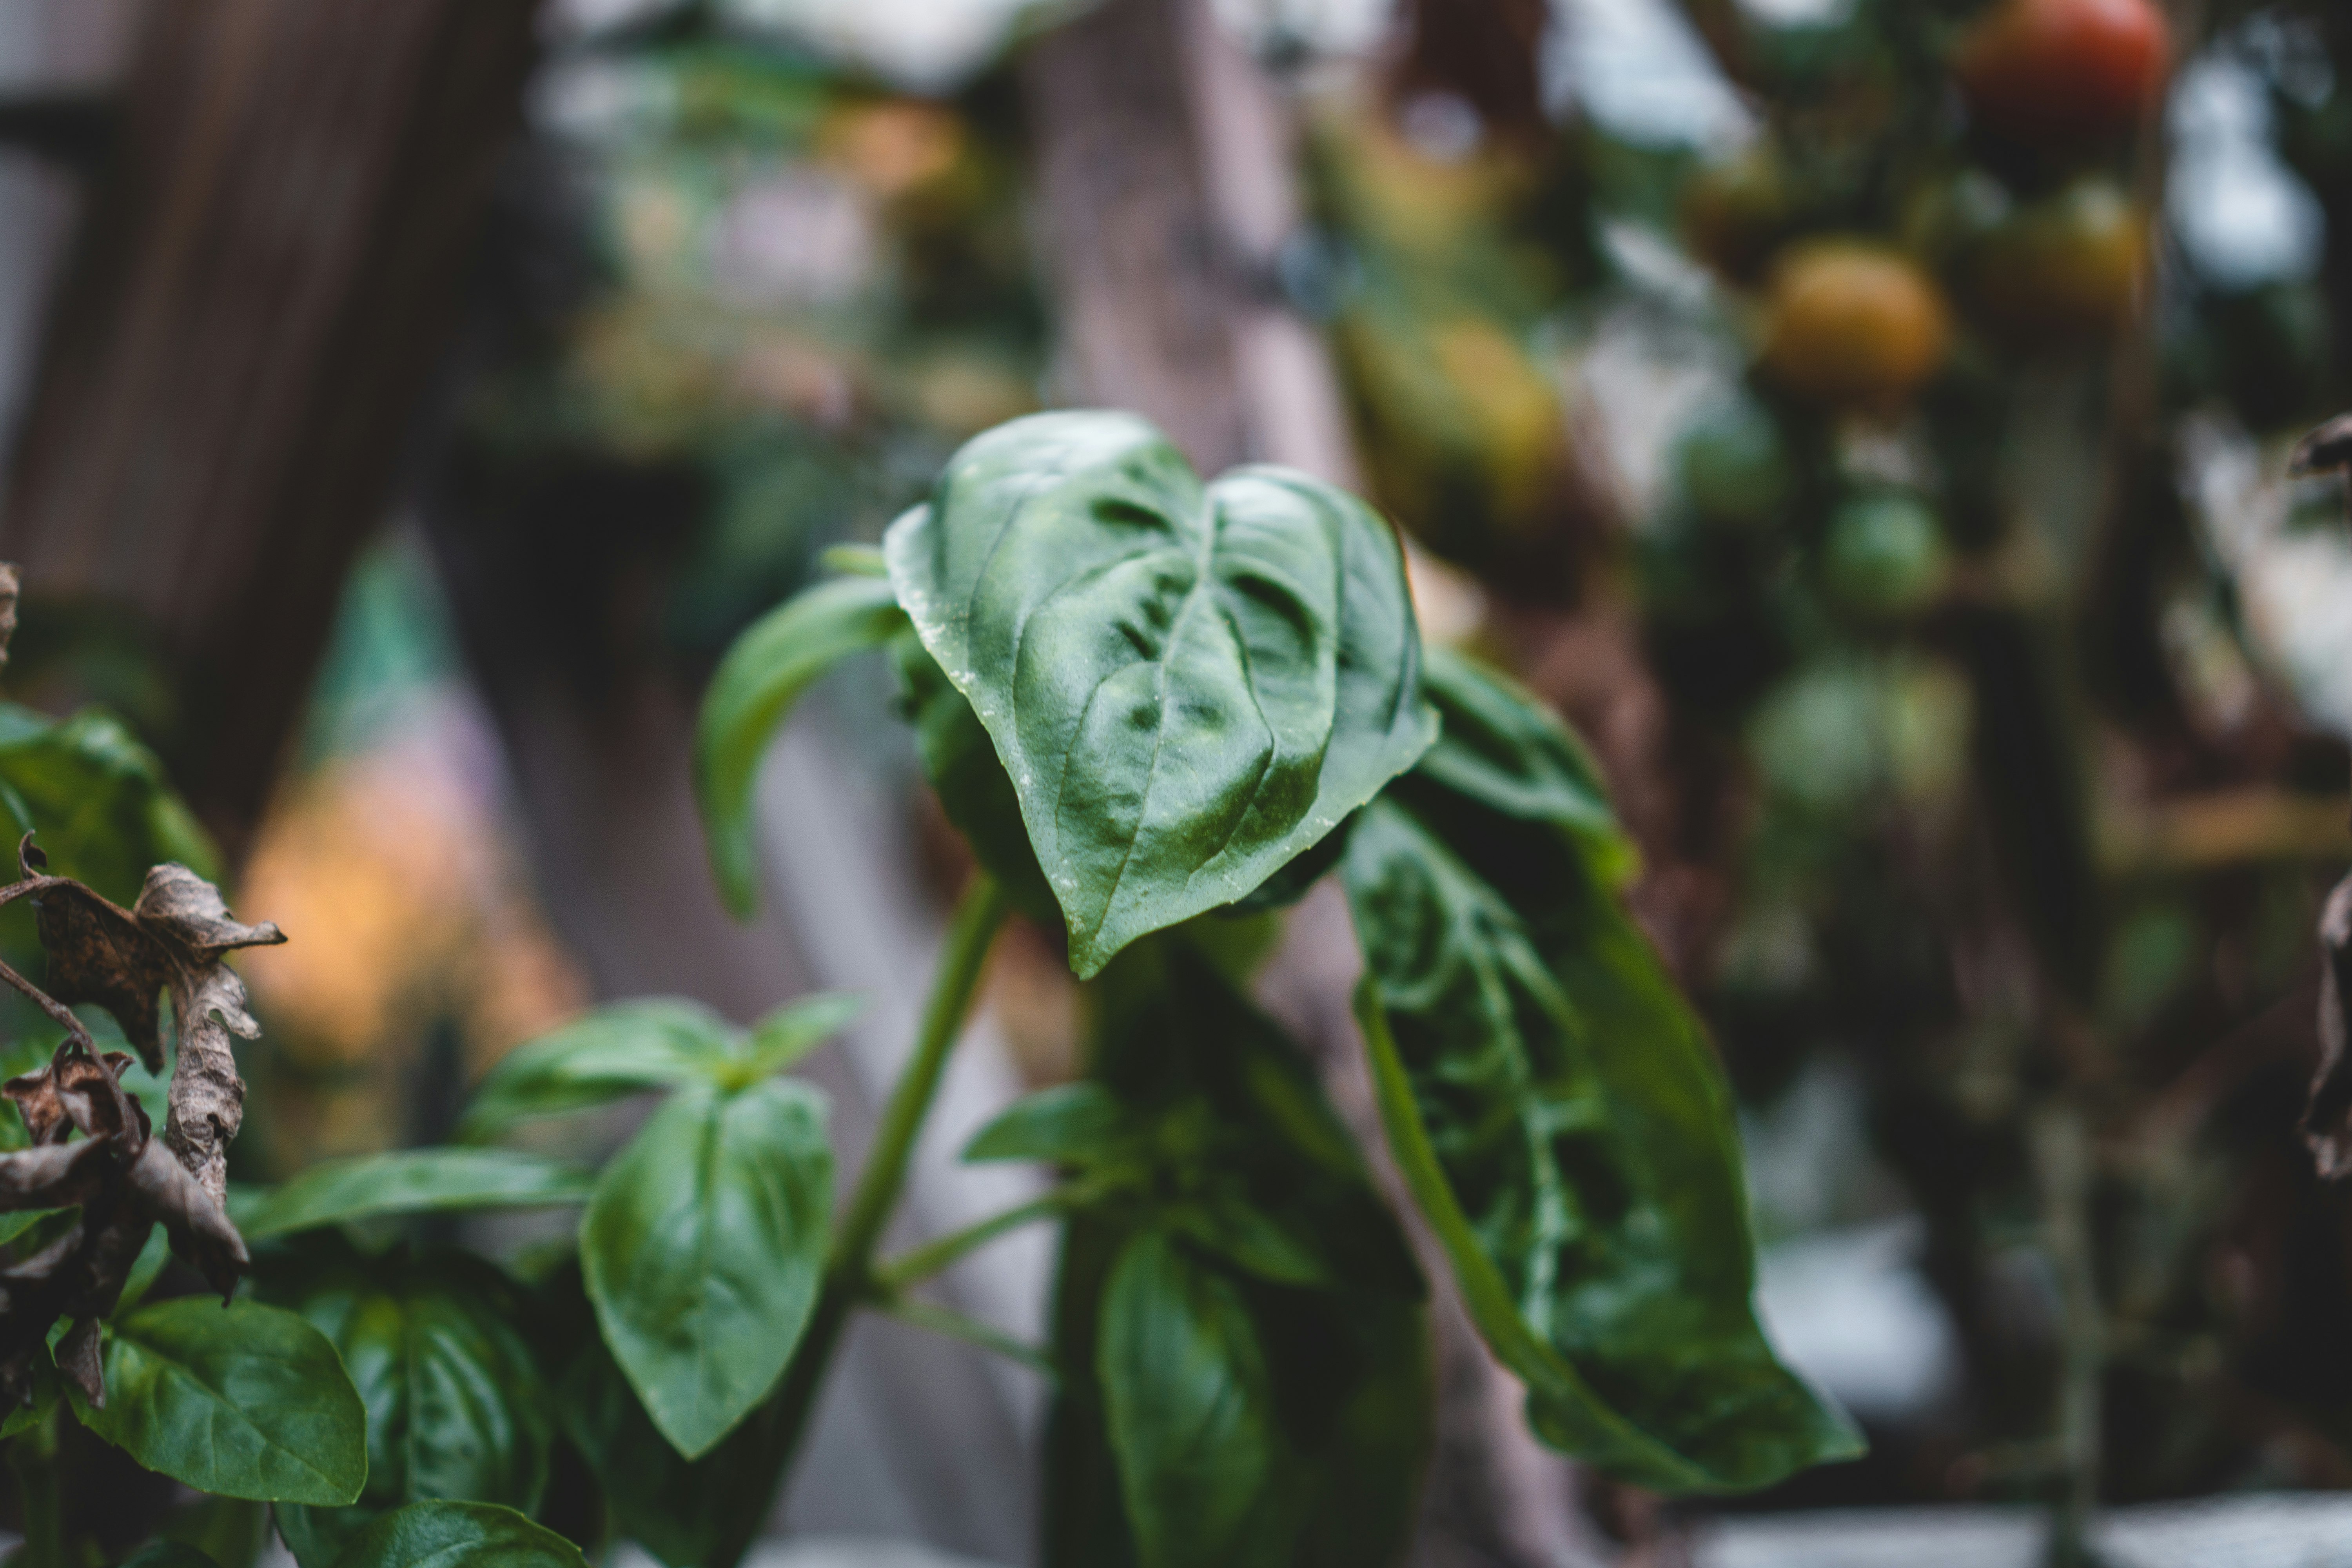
[1673,394,1796,531]
[1820,492,1948,616]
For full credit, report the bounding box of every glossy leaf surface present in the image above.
[329,1501,585,1568]
[75,1298,366,1504]
[581,1077,831,1458]
[243,1150,594,1240]
[1341,652,1859,1492]
[694,572,908,918]
[884,411,1437,976]
[261,1245,552,1568]
[540,1259,788,1568]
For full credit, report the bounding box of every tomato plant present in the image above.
[1953,0,2171,149]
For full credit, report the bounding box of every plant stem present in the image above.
[2035,1099,2103,1568]
[8,1409,65,1568]
[760,871,1009,1481]
[871,1189,1074,1296]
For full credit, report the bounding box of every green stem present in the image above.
[8,1410,64,1568]
[871,1189,1074,1296]
[760,872,1010,1481]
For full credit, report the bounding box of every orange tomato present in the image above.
[1759,243,1953,411]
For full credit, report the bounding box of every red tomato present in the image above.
[1955,0,2171,147]
[1759,243,1953,412]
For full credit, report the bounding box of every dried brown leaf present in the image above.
[2290,413,2352,477]
[33,882,173,1072]
[126,1136,246,1299]
[53,1316,101,1407]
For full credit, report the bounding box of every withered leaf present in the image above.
[54,1316,100,1406]
[2305,871,2352,1178]
[33,883,174,1072]
[2290,414,2352,477]
[27,862,283,1201]
[126,1135,247,1299]
[5,1049,138,1145]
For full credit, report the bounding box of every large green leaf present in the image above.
[693,572,908,918]
[1097,1229,1431,1568]
[1341,652,1860,1493]
[0,705,220,904]
[73,1298,367,1504]
[1044,938,1430,1568]
[883,411,1438,977]
[259,1245,553,1568]
[539,1258,788,1568]
[580,1077,831,1458]
[243,1150,595,1240]
[1098,1231,1287,1568]
[328,1501,585,1568]
[458,1001,735,1143]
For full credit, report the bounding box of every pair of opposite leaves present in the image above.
[693,410,1857,1497]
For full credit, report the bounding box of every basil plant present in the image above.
[679,410,1861,1563]
[112,412,1853,1568]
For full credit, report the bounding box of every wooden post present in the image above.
[0,0,543,859]
[1024,5,1606,1563]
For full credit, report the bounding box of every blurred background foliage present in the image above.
[8,0,2352,1552]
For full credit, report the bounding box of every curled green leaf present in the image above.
[693,571,909,919]
[458,1000,734,1143]
[242,1150,596,1241]
[884,411,1437,977]
[1341,653,1860,1493]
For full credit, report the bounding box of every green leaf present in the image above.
[73,1298,367,1504]
[326,1501,584,1568]
[1411,648,1634,883]
[118,1543,221,1568]
[1340,652,1860,1493]
[580,1078,831,1458]
[0,704,220,904]
[964,1083,1134,1166]
[539,1259,788,1568]
[693,571,908,918]
[1098,1232,1287,1568]
[259,1243,552,1568]
[1096,1232,1430,1568]
[732,990,866,1082]
[884,411,1438,977]
[458,1001,735,1143]
[1079,940,1422,1299]
[1044,941,1431,1568]
[243,1150,595,1241]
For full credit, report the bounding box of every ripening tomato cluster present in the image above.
[1684,0,2170,414]
[1646,0,2169,700]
